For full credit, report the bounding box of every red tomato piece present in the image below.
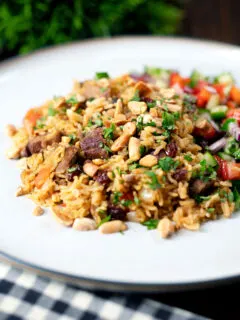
[227,101,237,109]
[196,88,211,108]
[193,122,217,140]
[226,108,240,125]
[226,163,240,180]
[192,80,209,94]
[230,86,240,104]
[212,84,225,100]
[169,72,184,88]
[214,156,228,180]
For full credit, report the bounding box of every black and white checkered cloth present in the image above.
[0,262,207,320]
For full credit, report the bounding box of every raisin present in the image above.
[107,204,127,221]
[173,169,187,182]
[67,164,82,182]
[166,141,177,158]
[94,170,110,185]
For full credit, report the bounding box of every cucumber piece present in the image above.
[221,118,237,131]
[206,94,220,110]
[218,152,234,161]
[215,72,234,85]
[224,137,239,155]
[189,69,204,88]
[210,105,228,120]
[203,152,218,167]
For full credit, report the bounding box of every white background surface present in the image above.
[0,37,240,286]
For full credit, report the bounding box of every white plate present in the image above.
[1,37,240,291]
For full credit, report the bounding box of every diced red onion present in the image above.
[228,121,239,135]
[208,137,227,153]
[172,83,184,96]
[233,127,240,142]
[205,86,217,94]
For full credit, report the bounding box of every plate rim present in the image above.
[1,35,240,291]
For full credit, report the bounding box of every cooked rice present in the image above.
[6,72,235,236]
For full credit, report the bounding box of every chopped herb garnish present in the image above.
[134,196,140,205]
[48,107,58,116]
[194,195,211,204]
[100,87,108,92]
[95,72,109,80]
[95,118,103,127]
[146,171,161,190]
[142,219,159,230]
[207,208,215,213]
[35,117,46,129]
[136,116,156,131]
[147,101,156,109]
[158,157,179,172]
[88,97,95,102]
[87,119,94,127]
[66,96,78,105]
[97,215,111,227]
[68,134,76,144]
[112,191,122,204]
[233,187,240,209]
[68,167,77,173]
[128,162,141,170]
[99,142,112,154]
[98,210,107,216]
[162,111,175,132]
[103,124,116,140]
[130,90,140,102]
[184,154,193,162]
[193,159,217,182]
[121,199,133,207]
[139,145,146,156]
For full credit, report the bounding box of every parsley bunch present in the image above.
[0,1,183,59]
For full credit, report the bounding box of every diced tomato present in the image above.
[230,86,240,104]
[226,108,240,125]
[214,156,228,180]
[215,156,240,180]
[193,121,217,140]
[212,84,225,100]
[196,88,211,107]
[227,101,237,109]
[192,80,209,94]
[169,72,184,88]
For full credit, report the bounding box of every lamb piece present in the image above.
[107,204,127,221]
[166,141,178,158]
[189,179,213,196]
[94,170,111,185]
[55,146,78,173]
[173,169,188,182]
[81,81,110,99]
[27,131,62,155]
[80,128,108,159]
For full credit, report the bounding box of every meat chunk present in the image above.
[55,146,78,173]
[189,179,213,196]
[27,131,62,155]
[80,128,108,159]
[81,81,110,99]
[173,169,188,182]
[107,204,127,221]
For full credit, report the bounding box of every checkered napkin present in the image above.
[0,262,207,320]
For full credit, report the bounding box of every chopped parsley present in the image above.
[95,118,103,127]
[207,208,215,213]
[194,195,211,204]
[130,90,140,102]
[112,191,122,204]
[99,143,112,154]
[136,116,156,131]
[198,159,217,182]
[66,96,78,105]
[184,154,193,162]
[162,111,175,131]
[233,187,240,209]
[68,134,76,144]
[157,157,179,172]
[219,190,234,203]
[139,145,146,156]
[147,101,156,109]
[134,196,140,205]
[35,117,46,129]
[142,219,159,230]
[103,124,116,140]
[68,167,78,173]
[48,107,58,116]
[146,171,161,190]
[87,119,94,127]
[128,162,141,170]
[95,72,109,80]
[121,199,133,207]
[97,215,111,227]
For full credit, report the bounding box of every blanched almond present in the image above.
[99,220,128,234]
[128,137,141,161]
[128,101,147,115]
[139,154,157,167]
[157,217,175,238]
[5,124,17,137]
[83,161,99,177]
[73,218,97,231]
[33,206,44,216]
[111,134,129,152]
[123,122,136,136]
